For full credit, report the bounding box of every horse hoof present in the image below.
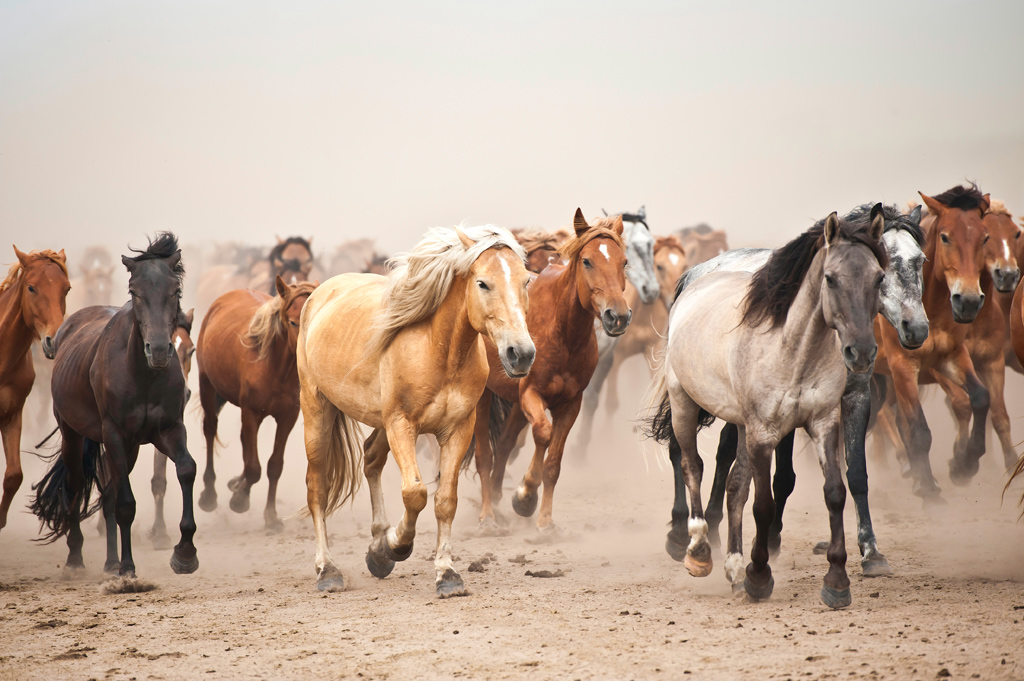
[383,538,414,563]
[227,476,245,492]
[198,491,218,513]
[683,554,713,578]
[365,539,396,579]
[264,518,285,534]
[435,569,468,598]
[812,541,828,555]
[767,535,782,557]
[476,518,507,537]
[316,564,346,592]
[744,574,774,601]
[170,550,199,575]
[731,581,746,596]
[103,560,121,575]
[151,531,173,551]
[229,491,250,514]
[948,463,977,487]
[820,585,852,609]
[119,566,138,579]
[511,489,538,518]
[921,494,947,509]
[665,534,688,563]
[861,556,893,578]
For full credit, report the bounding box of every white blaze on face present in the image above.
[599,243,610,261]
[498,255,512,285]
[174,335,183,351]
[668,253,680,266]
[1003,239,1011,261]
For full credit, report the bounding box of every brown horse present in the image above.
[873,185,991,499]
[602,235,688,416]
[473,209,630,532]
[195,276,317,529]
[148,308,196,549]
[512,228,571,274]
[984,201,1024,374]
[0,247,70,531]
[268,237,315,292]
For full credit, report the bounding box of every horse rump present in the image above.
[29,438,102,543]
[642,391,715,445]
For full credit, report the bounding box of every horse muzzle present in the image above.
[843,342,878,373]
[601,308,632,337]
[41,335,56,360]
[639,282,661,306]
[499,341,536,378]
[145,342,174,369]
[993,267,1020,294]
[897,318,929,350]
[950,293,984,324]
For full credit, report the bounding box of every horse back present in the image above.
[50,305,119,440]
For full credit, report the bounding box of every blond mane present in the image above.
[370,224,526,357]
[0,250,68,294]
[988,199,1012,217]
[245,281,317,360]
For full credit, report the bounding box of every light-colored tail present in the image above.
[312,390,364,517]
[1004,452,1024,519]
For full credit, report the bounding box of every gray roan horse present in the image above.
[646,212,887,608]
[573,207,659,455]
[692,204,927,578]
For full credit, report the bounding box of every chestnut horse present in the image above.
[0,247,70,531]
[298,224,534,596]
[513,229,569,274]
[31,233,198,578]
[195,276,317,530]
[873,185,991,500]
[472,210,630,533]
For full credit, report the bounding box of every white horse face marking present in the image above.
[669,253,680,266]
[598,243,610,261]
[880,229,927,347]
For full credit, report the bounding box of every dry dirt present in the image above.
[2,358,1024,681]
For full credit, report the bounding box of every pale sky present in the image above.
[2,0,1022,260]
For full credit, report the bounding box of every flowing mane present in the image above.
[513,229,564,257]
[557,219,626,264]
[0,250,69,294]
[845,203,925,246]
[931,183,986,212]
[245,281,317,360]
[987,199,1012,218]
[743,217,887,329]
[370,224,526,357]
[126,232,185,282]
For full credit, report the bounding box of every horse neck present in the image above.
[778,249,833,368]
[0,281,34,371]
[551,263,597,352]
[921,232,953,317]
[430,275,481,368]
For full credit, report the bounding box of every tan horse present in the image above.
[297,224,534,596]
[682,229,729,266]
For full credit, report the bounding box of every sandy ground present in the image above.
[2,355,1024,681]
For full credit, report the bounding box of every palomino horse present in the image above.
[472,210,631,532]
[298,224,534,596]
[0,247,70,531]
[696,204,927,578]
[647,212,886,608]
[31,233,198,578]
[601,235,688,417]
[195,276,317,530]
[267,237,315,293]
[873,185,991,500]
[148,308,196,549]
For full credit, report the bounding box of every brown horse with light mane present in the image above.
[0,247,70,531]
[873,185,991,500]
[195,276,317,530]
[473,209,631,533]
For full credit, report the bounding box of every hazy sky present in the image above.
[2,0,1022,261]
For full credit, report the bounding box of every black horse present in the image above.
[31,233,199,578]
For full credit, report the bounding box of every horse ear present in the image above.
[979,193,991,215]
[573,208,589,237]
[823,212,840,247]
[908,205,922,225]
[869,203,885,240]
[121,254,135,272]
[307,236,314,246]
[454,227,475,250]
[918,192,945,216]
[611,215,624,236]
[56,249,67,263]
[166,250,182,270]
[13,246,28,265]
[276,235,284,245]
[183,308,195,327]
[275,274,288,298]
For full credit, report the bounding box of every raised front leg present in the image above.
[514,388,552,520]
[150,447,173,549]
[938,347,990,485]
[432,416,475,597]
[379,415,427,563]
[488,402,527,509]
[263,411,298,531]
[228,408,265,514]
[153,423,198,575]
[0,411,25,531]
[197,373,223,512]
[535,396,583,531]
[807,416,851,609]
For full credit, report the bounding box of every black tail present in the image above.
[642,393,715,445]
[36,425,59,449]
[29,438,102,544]
[459,394,516,474]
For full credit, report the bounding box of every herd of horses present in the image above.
[1,185,1022,609]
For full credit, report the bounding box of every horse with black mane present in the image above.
[31,233,199,579]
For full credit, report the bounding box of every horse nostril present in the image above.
[144,342,152,355]
[506,346,518,364]
[843,346,857,363]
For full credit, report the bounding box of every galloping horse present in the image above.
[298,224,534,596]
[0,247,70,531]
[195,276,317,530]
[647,212,886,608]
[472,210,631,532]
[31,233,198,578]
[695,204,927,577]
[873,185,991,499]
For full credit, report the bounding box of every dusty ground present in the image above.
[2,357,1024,681]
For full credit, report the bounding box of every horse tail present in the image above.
[36,425,59,449]
[641,348,714,446]
[309,391,363,517]
[29,438,102,543]
[1003,453,1024,518]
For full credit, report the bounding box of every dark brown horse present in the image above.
[195,276,317,529]
[473,209,630,533]
[268,237,315,293]
[31,233,198,578]
[0,247,70,531]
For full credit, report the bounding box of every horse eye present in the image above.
[1016,231,1022,240]
[940,234,950,244]
[27,285,36,293]
[290,321,299,327]
[982,235,990,245]
[477,280,490,291]
[582,259,592,269]
[825,275,837,289]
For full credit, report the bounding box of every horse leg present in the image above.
[263,411,297,532]
[229,408,264,514]
[807,415,851,609]
[363,429,396,579]
[940,348,990,485]
[977,355,1016,470]
[101,468,120,574]
[380,417,427,561]
[668,389,710,578]
[574,347,614,458]
[701,423,737,551]
[432,417,475,597]
[768,431,795,556]
[102,431,138,578]
[724,427,753,592]
[891,363,941,500]
[489,404,527,510]
[60,426,87,572]
[153,423,199,575]
[472,392,499,529]
[743,434,777,602]
[150,447,173,549]
[840,371,891,576]
[536,397,583,531]
[513,388,551,519]
[197,373,223,512]
[302,390,345,591]
[0,410,25,531]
